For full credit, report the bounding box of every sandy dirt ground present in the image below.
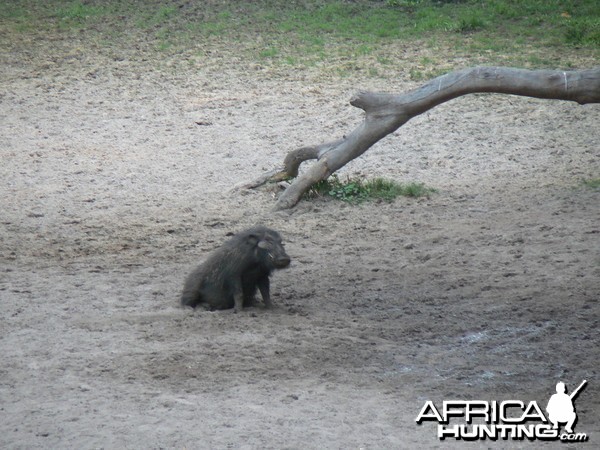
[1,28,599,449]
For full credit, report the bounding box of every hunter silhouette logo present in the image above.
[546,380,586,434]
[416,380,589,442]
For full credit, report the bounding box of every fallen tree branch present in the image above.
[247,66,600,210]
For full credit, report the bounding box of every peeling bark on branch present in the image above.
[246,66,600,210]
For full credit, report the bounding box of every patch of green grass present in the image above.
[455,12,486,33]
[54,1,106,28]
[136,5,178,29]
[0,3,29,20]
[189,20,227,37]
[366,177,437,200]
[565,17,600,46]
[1,1,598,72]
[0,3,32,31]
[259,47,279,59]
[582,178,600,189]
[306,175,436,203]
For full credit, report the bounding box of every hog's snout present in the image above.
[273,254,291,269]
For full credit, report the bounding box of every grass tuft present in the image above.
[0,0,598,73]
[53,1,106,28]
[306,175,436,203]
[582,178,600,189]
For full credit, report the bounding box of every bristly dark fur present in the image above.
[181,226,290,311]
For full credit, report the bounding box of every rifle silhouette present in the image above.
[570,380,587,400]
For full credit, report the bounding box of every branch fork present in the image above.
[244,66,600,210]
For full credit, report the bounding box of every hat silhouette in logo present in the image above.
[546,380,586,434]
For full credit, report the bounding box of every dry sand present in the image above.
[1,29,599,449]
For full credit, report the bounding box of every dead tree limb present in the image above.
[247,66,600,210]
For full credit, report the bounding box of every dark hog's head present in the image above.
[247,227,291,270]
